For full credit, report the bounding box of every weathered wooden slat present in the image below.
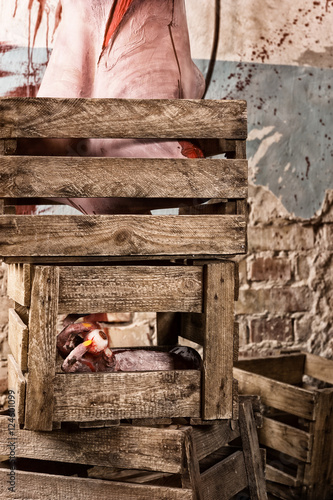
[8,308,28,371]
[234,368,316,420]
[239,399,268,500]
[266,481,302,500]
[0,214,246,257]
[24,266,59,431]
[0,469,193,500]
[182,429,203,500]
[202,262,234,419]
[7,263,31,306]
[7,354,26,426]
[235,354,306,385]
[58,265,203,313]
[53,371,201,421]
[0,417,185,473]
[192,421,240,461]
[265,465,300,487]
[0,156,248,199]
[201,451,248,500]
[0,97,247,139]
[304,353,333,385]
[303,389,333,500]
[259,416,312,463]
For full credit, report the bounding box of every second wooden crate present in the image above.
[8,259,239,431]
[234,352,333,500]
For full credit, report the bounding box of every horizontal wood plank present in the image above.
[7,263,31,306]
[0,469,192,500]
[259,416,312,463]
[7,354,26,426]
[0,97,247,139]
[0,214,246,257]
[265,464,300,487]
[58,265,203,313]
[0,417,185,473]
[304,353,333,385]
[53,371,201,421]
[201,451,248,500]
[234,368,316,420]
[235,354,306,385]
[8,308,28,371]
[0,156,247,199]
[192,422,240,461]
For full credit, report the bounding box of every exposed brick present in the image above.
[248,225,314,252]
[249,257,291,282]
[235,288,270,315]
[294,315,311,343]
[236,286,312,315]
[295,255,310,281]
[270,287,312,314]
[249,318,293,343]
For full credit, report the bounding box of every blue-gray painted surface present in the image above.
[196,59,333,218]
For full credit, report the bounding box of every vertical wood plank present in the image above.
[24,266,59,431]
[239,399,268,500]
[7,263,32,306]
[303,389,333,500]
[7,354,26,426]
[202,262,235,419]
[8,308,29,371]
[156,312,180,346]
[183,428,203,500]
[235,140,248,228]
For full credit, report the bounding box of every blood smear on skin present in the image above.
[103,0,135,48]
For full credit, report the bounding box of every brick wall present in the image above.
[236,183,333,358]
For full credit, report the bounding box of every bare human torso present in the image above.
[21,0,206,214]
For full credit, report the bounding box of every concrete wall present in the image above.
[0,0,332,387]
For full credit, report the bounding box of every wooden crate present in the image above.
[0,97,247,259]
[234,352,333,500]
[7,259,239,431]
[0,398,267,500]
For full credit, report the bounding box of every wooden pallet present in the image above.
[234,352,333,500]
[7,259,239,431]
[0,398,267,500]
[0,97,247,259]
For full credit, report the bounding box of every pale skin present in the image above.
[20,0,207,214]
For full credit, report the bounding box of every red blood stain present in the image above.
[103,0,135,48]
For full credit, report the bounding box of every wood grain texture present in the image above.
[0,417,185,473]
[202,262,235,419]
[181,313,204,346]
[303,389,333,500]
[157,312,180,345]
[0,97,247,139]
[0,156,248,199]
[265,465,300,487]
[192,422,240,461]
[235,354,306,384]
[259,416,312,463]
[304,353,333,385]
[8,308,28,371]
[53,371,201,421]
[7,263,31,306]
[234,368,316,420]
[0,214,246,257]
[0,138,17,155]
[0,469,193,500]
[183,428,203,500]
[24,266,59,431]
[7,354,26,426]
[201,451,248,500]
[239,399,268,500]
[58,265,203,313]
